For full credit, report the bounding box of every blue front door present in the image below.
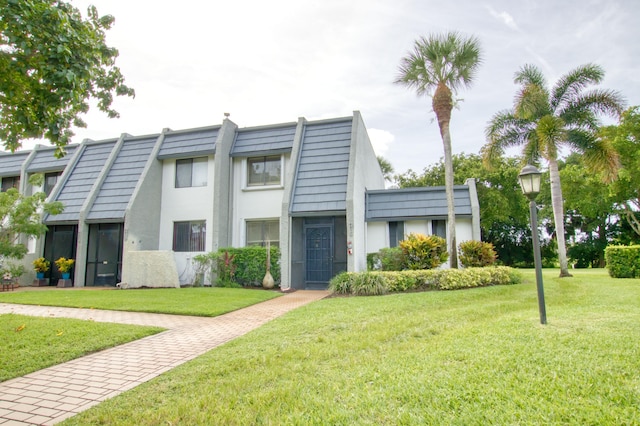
[305,224,333,286]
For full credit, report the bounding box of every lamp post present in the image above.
[518,164,547,325]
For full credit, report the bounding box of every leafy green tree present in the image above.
[484,63,624,277]
[395,32,482,268]
[556,154,620,267]
[604,106,640,237]
[0,0,134,156]
[0,174,63,262]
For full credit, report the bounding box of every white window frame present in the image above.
[245,155,282,189]
[175,157,208,188]
[246,219,280,247]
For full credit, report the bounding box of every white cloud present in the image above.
[485,5,520,31]
[367,128,395,157]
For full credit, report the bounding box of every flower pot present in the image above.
[36,272,45,279]
[62,272,70,280]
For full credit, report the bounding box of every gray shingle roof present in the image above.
[26,145,78,173]
[230,123,296,157]
[0,152,29,177]
[87,135,158,221]
[157,126,218,159]
[366,186,472,221]
[45,140,117,223]
[290,118,352,214]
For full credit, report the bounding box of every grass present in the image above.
[1,314,163,381]
[60,269,640,425]
[0,287,281,316]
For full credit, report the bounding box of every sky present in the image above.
[19,0,640,175]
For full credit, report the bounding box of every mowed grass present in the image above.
[63,269,640,425]
[1,314,163,381]
[0,287,281,316]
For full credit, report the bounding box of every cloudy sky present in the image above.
[30,0,640,174]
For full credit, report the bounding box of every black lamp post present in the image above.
[518,164,547,325]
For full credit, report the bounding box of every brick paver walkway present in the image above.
[0,290,329,425]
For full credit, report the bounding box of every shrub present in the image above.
[458,240,497,267]
[379,247,406,271]
[605,245,640,278]
[329,267,522,295]
[199,246,281,287]
[399,233,448,270]
[192,252,218,286]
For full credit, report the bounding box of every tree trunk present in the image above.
[548,157,572,277]
[432,82,458,268]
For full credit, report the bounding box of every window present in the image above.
[1,176,20,192]
[173,221,206,252]
[432,220,446,240]
[175,157,208,188]
[44,172,62,196]
[246,220,279,247]
[247,156,281,186]
[389,221,405,248]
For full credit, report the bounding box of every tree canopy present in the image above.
[484,63,624,277]
[0,0,134,156]
[0,174,63,262]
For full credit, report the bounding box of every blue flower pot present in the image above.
[62,272,70,280]
[36,272,45,279]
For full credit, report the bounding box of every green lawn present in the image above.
[61,269,640,425]
[0,287,281,316]
[1,314,163,381]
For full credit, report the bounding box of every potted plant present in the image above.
[2,263,25,290]
[55,257,75,279]
[33,257,50,279]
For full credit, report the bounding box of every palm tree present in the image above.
[395,32,482,268]
[484,63,624,277]
[377,155,395,184]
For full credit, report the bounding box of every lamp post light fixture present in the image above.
[518,164,547,325]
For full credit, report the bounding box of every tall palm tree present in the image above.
[484,63,624,277]
[396,32,482,268]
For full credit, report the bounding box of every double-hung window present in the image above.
[247,156,281,187]
[175,157,208,188]
[173,221,206,252]
[1,176,20,192]
[246,220,279,247]
[44,172,62,196]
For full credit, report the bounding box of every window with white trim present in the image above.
[247,156,281,186]
[44,171,62,196]
[389,221,405,248]
[1,176,20,192]
[432,220,446,239]
[246,220,279,247]
[173,221,206,252]
[175,157,208,188]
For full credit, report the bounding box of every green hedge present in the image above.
[605,245,640,278]
[329,266,522,296]
[193,246,280,287]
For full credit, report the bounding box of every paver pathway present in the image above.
[0,290,329,425]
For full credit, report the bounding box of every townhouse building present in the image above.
[0,112,480,290]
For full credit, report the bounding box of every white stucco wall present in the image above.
[347,112,386,273]
[405,220,430,236]
[158,156,215,285]
[230,155,288,247]
[366,222,387,253]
